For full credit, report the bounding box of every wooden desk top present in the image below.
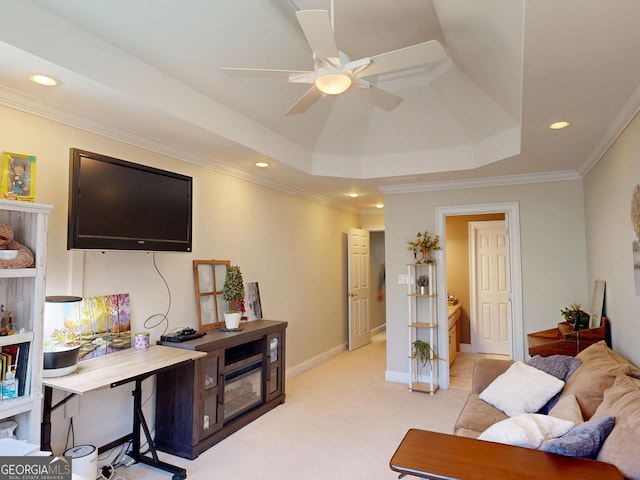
[42,345,206,395]
[390,429,623,480]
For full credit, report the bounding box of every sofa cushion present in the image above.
[479,361,564,417]
[559,341,635,419]
[592,373,640,480]
[478,413,574,449]
[540,416,615,459]
[527,354,582,381]
[527,354,582,412]
[454,393,508,435]
[548,394,584,425]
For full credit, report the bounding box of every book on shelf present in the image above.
[15,342,29,397]
[0,352,6,380]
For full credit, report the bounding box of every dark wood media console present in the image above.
[155,319,287,459]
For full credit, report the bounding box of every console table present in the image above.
[390,429,623,480]
[155,319,287,459]
[42,345,206,480]
[527,318,610,357]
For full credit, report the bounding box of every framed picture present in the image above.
[245,282,263,321]
[193,260,230,330]
[1,152,36,202]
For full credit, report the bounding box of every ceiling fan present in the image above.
[222,7,446,115]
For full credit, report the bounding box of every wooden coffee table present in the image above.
[390,429,623,480]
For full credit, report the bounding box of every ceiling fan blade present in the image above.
[296,10,339,60]
[222,67,310,78]
[356,83,403,112]
[285,85,323,115]
[359,40,446,78]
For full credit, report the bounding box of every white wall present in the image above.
[384,180,588,383]
[584,111,640,366]
[0,105,359,452]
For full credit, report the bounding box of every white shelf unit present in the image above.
[407,262,438,394]
[0,200,51,443]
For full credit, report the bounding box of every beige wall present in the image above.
[0,105,359,452]
[384,180,588,384]
[584,111,640,366]
[445,214,504,344]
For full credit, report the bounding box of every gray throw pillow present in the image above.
[540,416,615,459]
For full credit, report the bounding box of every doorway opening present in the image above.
[435,203,524,390]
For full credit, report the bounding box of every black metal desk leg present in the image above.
[127,378,187,480]
[41,386,53,451]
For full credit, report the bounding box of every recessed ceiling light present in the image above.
[549,121,571,130]
[255,161,270,168]
[29,74,58,86]
[349,193,359,198]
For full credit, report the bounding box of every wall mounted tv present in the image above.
[67,148,193,252]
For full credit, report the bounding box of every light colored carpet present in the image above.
[449,352,477,378]
[106,333,468,480]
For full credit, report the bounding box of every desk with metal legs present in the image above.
[42,346,206,480]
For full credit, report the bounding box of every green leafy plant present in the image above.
[560,303,590,328]
[410,339,436,371]
[222,265,245,312]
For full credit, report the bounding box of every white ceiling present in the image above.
[0,0,639,213]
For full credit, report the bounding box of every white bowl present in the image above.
[0,250,18,260]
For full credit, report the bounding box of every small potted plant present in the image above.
[410,339,437,374]
[222,265,245,329]
[407,230,441,263]
[560,303,590,331]
[417,275,429,295]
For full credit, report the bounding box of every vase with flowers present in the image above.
[407,230,441,263]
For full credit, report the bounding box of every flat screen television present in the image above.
[67,148,193,252]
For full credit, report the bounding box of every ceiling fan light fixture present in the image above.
[315,72,352,95]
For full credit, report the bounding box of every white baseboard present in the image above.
[285,342,347,380]
[286,326,386,380]
[385,370,409,384]
[460,343,472,353]
[371,324,386,336]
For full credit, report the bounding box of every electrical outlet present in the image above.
[398,274,409,285]
[64,395,80,418]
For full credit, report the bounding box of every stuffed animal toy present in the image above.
[0,221,34,268]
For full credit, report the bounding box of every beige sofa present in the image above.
[453,341,640,479]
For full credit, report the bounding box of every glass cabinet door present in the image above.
[200,350,223,438]
[266,333,282,401]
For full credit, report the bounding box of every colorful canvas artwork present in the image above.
[43,293,131,361]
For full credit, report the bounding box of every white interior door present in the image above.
[348,228,371,351]
[470,221,510,355]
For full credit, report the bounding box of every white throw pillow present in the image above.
[478,413,575,449]
[479,361,565,417]
[549,394,584,425]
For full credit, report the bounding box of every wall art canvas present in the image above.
[1,152,36,202]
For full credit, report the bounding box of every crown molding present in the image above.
[578,77,640,177]
[379,170,581,195]
[0,89,359,215]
